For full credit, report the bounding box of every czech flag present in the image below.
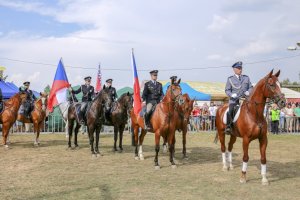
[131,49,142,115]
[47,58,70,112]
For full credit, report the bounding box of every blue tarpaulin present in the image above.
[0,81,18,99]
[163,82,211,101]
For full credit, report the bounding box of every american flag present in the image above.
[95,64,102,93]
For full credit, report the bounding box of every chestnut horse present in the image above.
[103,92,133,152]
[0,92,27,147]
[162,93,194,158]
[130,78,183,169]
[67,87,112,155]
[17,92,48,146]
[215,70,286,185]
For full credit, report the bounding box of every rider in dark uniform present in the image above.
[105,79,117,102]
[19,81,37,118]
[70,76,94,125]
[225,61,253,134]
[142,70,164,130]
[104,79,117,123]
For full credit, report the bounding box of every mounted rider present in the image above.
[19,81,37,118]
[104,79,117,123]
[225,61,253,134]
[142,70,164,130]
[70,76,94,125]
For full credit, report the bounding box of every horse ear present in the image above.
[103,85,106,89]
[127,92,130,96]
[177,78,181,84]
[268,69,274,78]
[40,92,42,96]
[274,70,280,77]
[109,86,111,89]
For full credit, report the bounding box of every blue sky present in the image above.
[0,0,299,91]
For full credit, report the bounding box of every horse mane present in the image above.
[4,92,20,106]
[92,88,110,103]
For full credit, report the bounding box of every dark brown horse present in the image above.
[163,93,194,158]
[103,92,133,152]
[17,92,48,146]
[67,87,112,155]
[215,70,286,185]
[0,92,27,147]
[130,78,183,169]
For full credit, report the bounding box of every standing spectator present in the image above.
[191,104,201,132]
[209,103,217,130]
[270,104,280,134]
[284,104,294,133]
[279,108,286,133]
[293,103,300,132]
[202,105,209,130]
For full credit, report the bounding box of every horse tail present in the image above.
[214,131,218,144]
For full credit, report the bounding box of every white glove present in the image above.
[231,93,237,98]
[68,87,73,92]
[244,91,250,96]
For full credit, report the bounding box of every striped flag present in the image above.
[95,64,102,93]
[131,49,142,115]
[47,58,70,112]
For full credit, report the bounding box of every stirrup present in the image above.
[225,126,232,135]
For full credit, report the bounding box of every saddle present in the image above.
[74,102,92,123]
[223,104,242,125]
[139,104,157,120]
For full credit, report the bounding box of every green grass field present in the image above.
[0,132,299,200]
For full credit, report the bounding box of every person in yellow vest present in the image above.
[270,104,280,134]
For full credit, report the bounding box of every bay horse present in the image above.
[215,69,286,185]
[67,87,112,155]
[162,93,194,158]
[17,92,48,146]
[130,78,183,169]
[103,92,133,152]
[0,92,27,147]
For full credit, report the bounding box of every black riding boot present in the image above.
[225,112,232,135]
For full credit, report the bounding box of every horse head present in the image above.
[39,92,48,111]
[19,91,27,103]
[180,94,194,123]
[263,69,286,109]
[101,87,113,112]
[167,78,184,105]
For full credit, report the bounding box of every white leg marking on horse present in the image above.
[228,152,233,170]
[261,164,269,185]
[222,152,228,171]
[242,162,248,172]
[139,145,144,160]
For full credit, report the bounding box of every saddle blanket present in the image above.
[222,106,241,124]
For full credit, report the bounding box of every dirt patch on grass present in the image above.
[0,132,299,200]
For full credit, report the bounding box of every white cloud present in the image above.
[207,14,236,32]
[235,39,277,57]
[27,71,40,82]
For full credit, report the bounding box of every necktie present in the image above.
[238,76,241,81]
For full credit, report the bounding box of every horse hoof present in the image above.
[113,148,118,152]
[154,165,160,170]
[240,178,247,184]
[229,164,234,170]
[171,165,177,169]
[262,179,269,186]
[134,156,139,160]
[4,145,9,149]
[222,165,229,171]
[118,149,123,153]
[139,155,144,161]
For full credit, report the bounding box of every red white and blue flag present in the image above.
[47,58,70,112]
[95,64,102,93]
[131,49,142,115]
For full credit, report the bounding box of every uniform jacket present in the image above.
[142,80,164,104]
[107,86,117,101]
[225,74,253,104]
[72,84,94,102]
[19,87,37,101]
